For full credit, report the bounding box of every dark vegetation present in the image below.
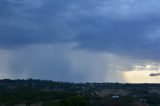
[0,79,160,106]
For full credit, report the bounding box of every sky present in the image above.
[1,0,160,83]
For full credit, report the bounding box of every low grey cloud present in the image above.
[150,73,160,77]
[1,0,160,60]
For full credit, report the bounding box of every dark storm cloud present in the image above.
[0,0,100,47]
[1,0,160,59]
[0,0,74,48]
[73,16,160,60]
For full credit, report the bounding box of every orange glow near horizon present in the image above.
[122,64,160,83]
[123,70,160,83]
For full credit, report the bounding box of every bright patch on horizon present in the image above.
[123,64,160,83]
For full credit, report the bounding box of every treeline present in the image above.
[0,79,160,91]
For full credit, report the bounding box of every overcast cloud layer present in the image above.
[0,0,160,82]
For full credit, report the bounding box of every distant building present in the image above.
[112,95,119,99]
